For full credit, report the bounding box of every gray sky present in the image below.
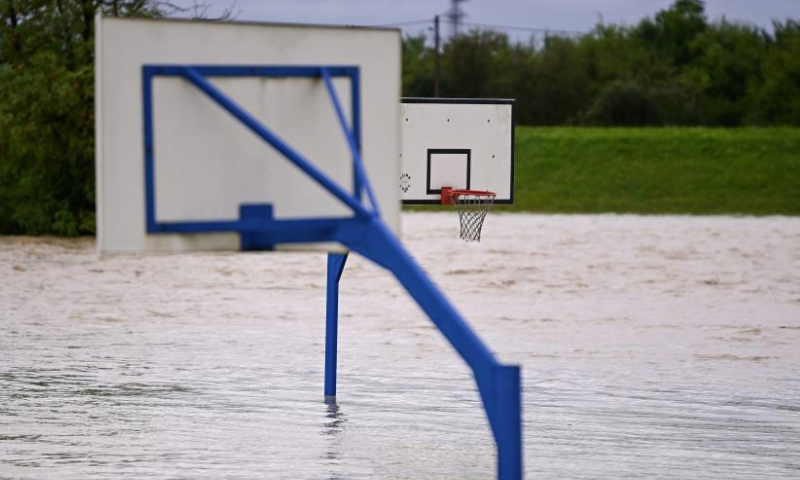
[173,0,799,40]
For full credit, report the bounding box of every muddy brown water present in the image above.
[2,213,800,479]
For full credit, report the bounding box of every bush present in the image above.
[0,53,95,235]
[0,0,172,236]
[584,82,661,126]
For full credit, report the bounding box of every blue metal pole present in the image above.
[325,252,348,403]
[495,365,522,479]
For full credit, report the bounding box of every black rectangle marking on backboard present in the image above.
[426,149,471,195]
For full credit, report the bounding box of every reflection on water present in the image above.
[323,402,346,437]
[2,213,800,479]
[323,401,346,480]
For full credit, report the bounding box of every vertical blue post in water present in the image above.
[325,252,348,403]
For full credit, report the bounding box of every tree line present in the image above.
[403,0,800,127]
[1,0,798,236]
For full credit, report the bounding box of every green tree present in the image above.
[636,0,708,67]
[402,34,436,97]
[441,30,510,98]
[0,52,94,234]
[685,21,767,125]
[529,36,592,125]
[485,42,538,123]
[584,81,661,126]
[0,1,183,235]
[753,20,800,125]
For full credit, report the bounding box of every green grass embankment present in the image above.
[410,127,800,215]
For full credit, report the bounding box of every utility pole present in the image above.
[434,14,441,97]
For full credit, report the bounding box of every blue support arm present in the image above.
[178,66,373,220]
[320,68,381,216]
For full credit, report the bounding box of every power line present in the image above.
[372,19,433,27]
[462,21,586,36]
[368,18,588,39]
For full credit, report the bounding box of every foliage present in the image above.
[0,53,94,235]
[402,34,436,97]
[403,0,800,127]
[753,20,800,125]
[0,1,191,235]
[584,81,661,126]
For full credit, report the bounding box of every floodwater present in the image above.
[1,212,800,479]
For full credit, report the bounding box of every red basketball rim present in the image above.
[440,186,496,205]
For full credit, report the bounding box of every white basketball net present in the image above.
[451,191,496,242]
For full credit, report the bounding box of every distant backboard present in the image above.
[399,99,514,204]
[95,17,400,252]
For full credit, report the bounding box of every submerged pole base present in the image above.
[324,253,348,402]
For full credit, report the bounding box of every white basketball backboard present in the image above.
[95,17,401,253]
[399,99,514,204]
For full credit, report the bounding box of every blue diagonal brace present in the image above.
[320,68,381,216]
[178,66,372,220]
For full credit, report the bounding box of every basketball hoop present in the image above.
[441,187,496,242]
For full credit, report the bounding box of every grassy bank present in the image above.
[410,127,800,215]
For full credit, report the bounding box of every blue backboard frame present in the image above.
[142,65,370,243]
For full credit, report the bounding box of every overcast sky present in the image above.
[173,0,799,40]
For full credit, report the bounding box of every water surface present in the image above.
[2,213,800,478]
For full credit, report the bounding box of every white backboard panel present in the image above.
[399,99,514,204]
[96,17,401,252]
